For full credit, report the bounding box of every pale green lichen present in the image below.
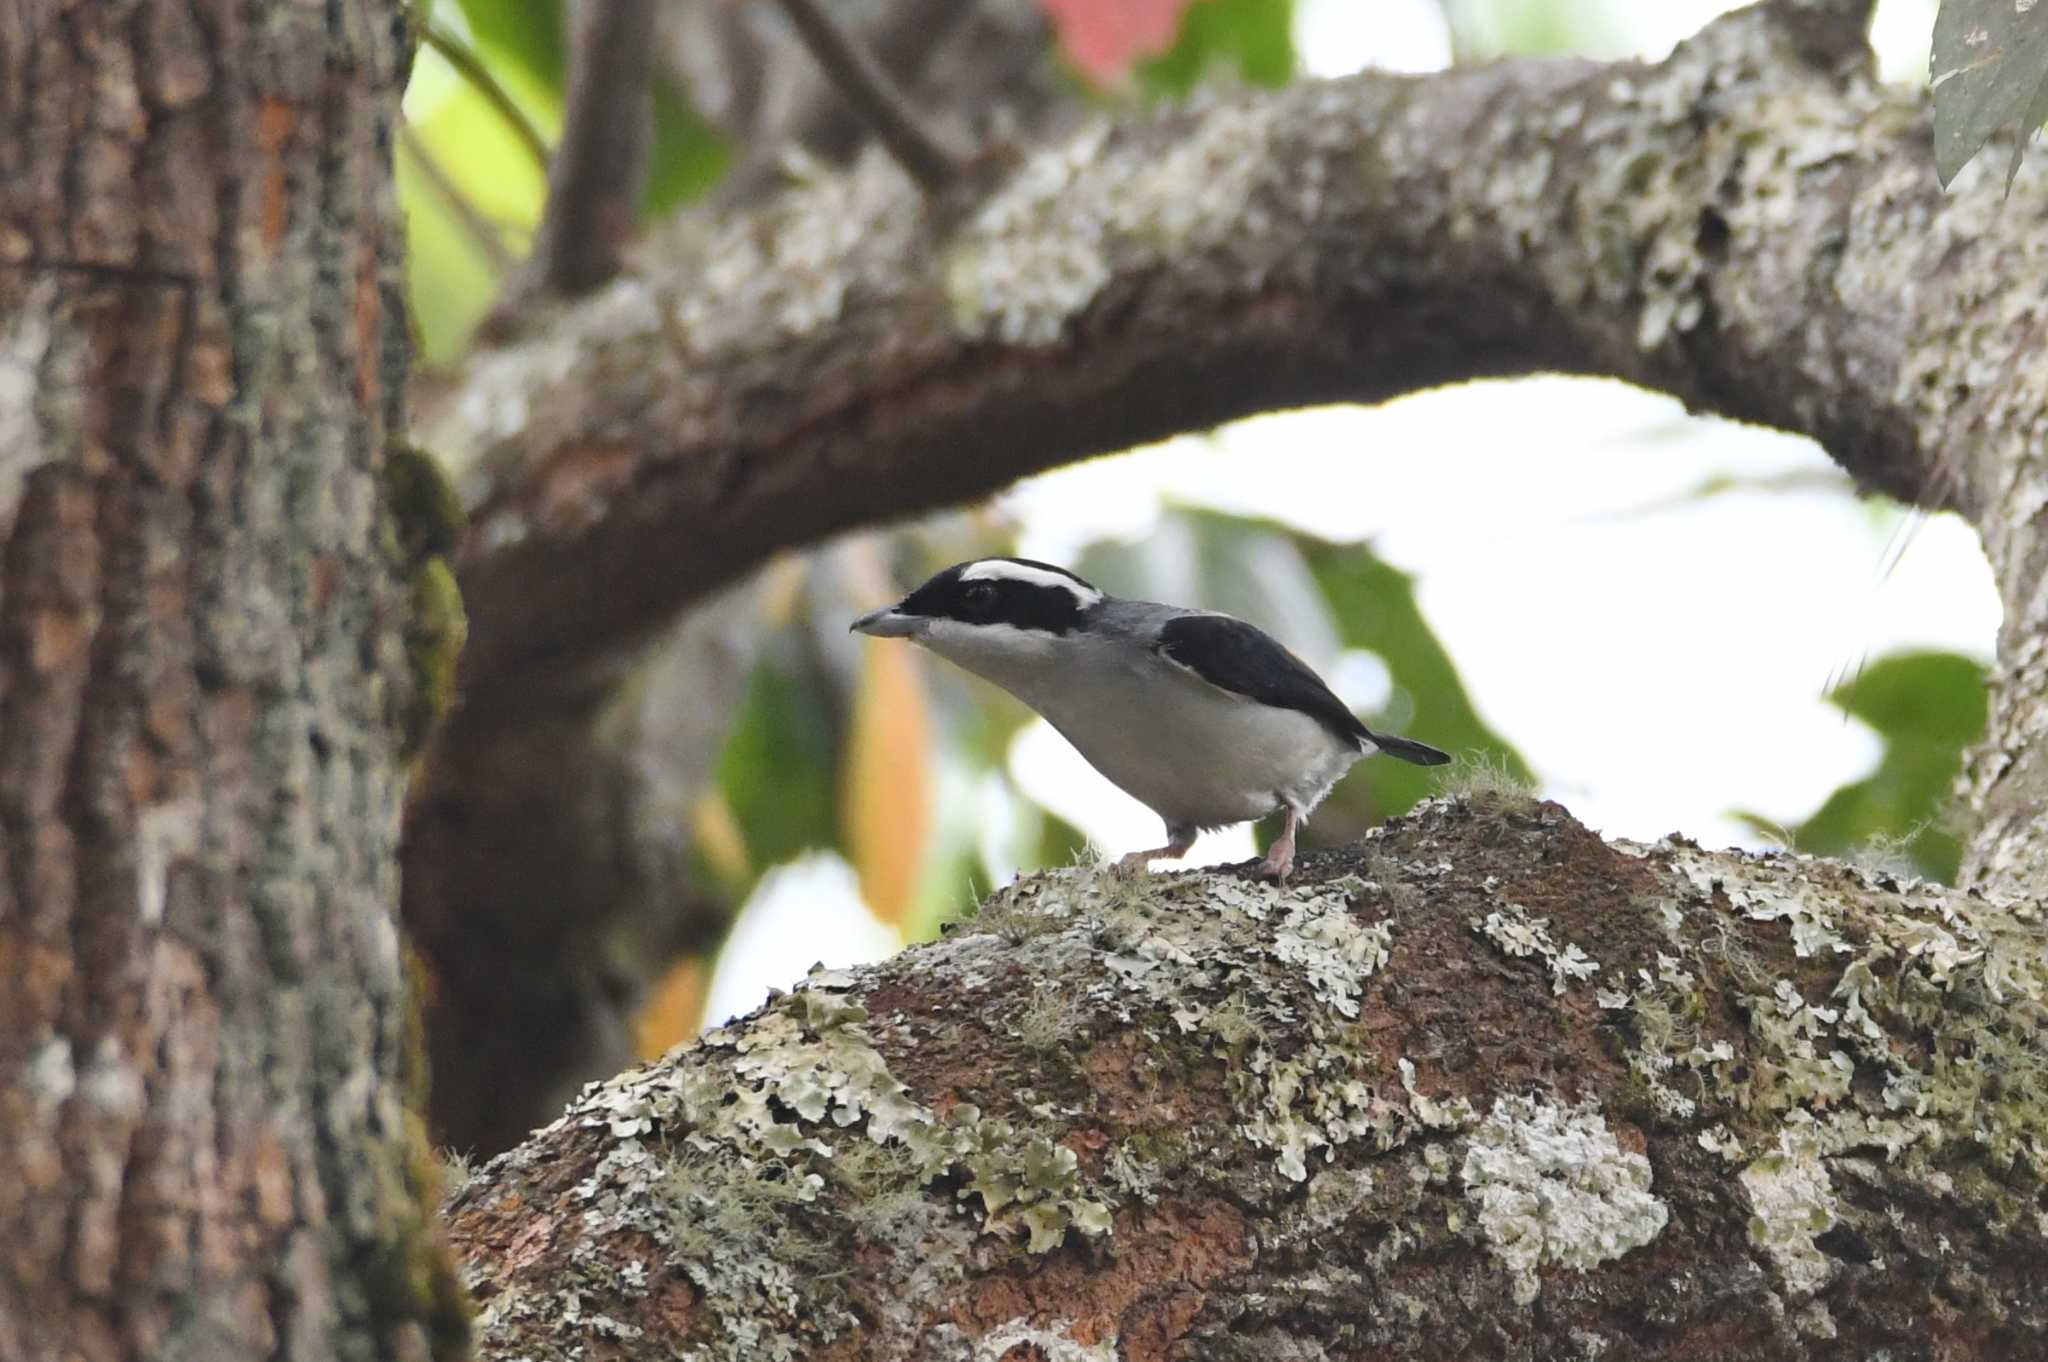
[1738,1119,1839,1299]
[1461,1095,1669,1306]
[976,863,1417,1184]
[1612,837,2048,1296]
[1470,901,1599,995]
[972,1318,1119,1362]
[544,967,1113,1362]
[945,97,1285,346]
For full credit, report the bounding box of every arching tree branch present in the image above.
[431,0,2036,693]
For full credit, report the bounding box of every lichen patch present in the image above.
[1461,1095,1668,1305]
[1737,1122,1839,1299]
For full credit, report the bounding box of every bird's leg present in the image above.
[1116,828,1196,875]
[1258,806,1300,882]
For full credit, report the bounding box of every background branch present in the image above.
[432,4,2023,692]
[774,0,967,191]
[515,0,657,299]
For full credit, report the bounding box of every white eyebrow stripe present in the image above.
[960,560,1103,605]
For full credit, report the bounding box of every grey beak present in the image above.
[849,606,923,638]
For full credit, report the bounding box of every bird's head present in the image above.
[850,558,1103,671]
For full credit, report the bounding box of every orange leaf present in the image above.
[633,956,709,1059]
[842,636,933,926]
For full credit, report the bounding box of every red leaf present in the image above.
[1039,0,1196,86]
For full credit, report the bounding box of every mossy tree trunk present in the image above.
[0,3,462,1360]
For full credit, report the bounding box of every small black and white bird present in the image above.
[850,557,1449,881]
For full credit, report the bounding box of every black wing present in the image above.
[1155,613,1371,745]
[1154,613,1450,766]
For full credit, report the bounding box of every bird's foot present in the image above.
[1258,808,1300,883]
[1114,834,1196,877]
[1114,849,1159,876]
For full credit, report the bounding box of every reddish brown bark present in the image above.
[0,2,461,1359]
[449,799,2048,1360]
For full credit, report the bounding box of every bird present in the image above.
[850,557,1450,881]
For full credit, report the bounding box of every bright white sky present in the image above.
[703,0,1985,1028]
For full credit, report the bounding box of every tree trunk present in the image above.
[0,3,463,1360]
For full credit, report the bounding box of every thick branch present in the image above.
[450,797,2048,1360]
[433,3,2033,683]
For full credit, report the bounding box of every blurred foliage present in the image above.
[1039,0,1293,92]
[1139,0,1295,94]
[402,1,726,359]
[1930,0,2048,187]
[634,956,709,1060]
[715,659,842,877]
[1301,534,1531,832]
[842,638,935,926]
[1737,650,1987,882]
[448,0,727,211]
[1439,0,1624,60]
[449,0,567,93]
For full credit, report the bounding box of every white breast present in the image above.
[926,623,1363,835]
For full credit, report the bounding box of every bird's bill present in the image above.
[849,606,925,638]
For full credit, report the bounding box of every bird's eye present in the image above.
[962,582,997,615]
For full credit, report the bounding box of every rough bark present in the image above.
[0,2,462,1360]
[449,796,2048,1360]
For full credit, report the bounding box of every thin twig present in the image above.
[399,123,517,274]
[774,0,965,193]
[522,0,658,296]
[420,20,552,173]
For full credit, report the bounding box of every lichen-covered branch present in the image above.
[431,0,2039,688]
[449,797,2048,1360]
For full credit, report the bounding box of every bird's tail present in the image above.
[1367,731,1451,766]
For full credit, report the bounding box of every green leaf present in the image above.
[1931,0,2048,188]
[1737,650,1987,882]
[716,660,842,876]
[646,74,732,214]
[1299,534,1533,833]
[452,0,567,93]
[1139,0,1295,96]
